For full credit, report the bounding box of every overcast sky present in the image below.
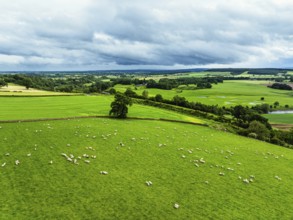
[0,0,292,71]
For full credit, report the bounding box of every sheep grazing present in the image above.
[67,158,73,162]
[194,163,199,167]
[91,155,96,159]
[84,160,90,164]
[174,203,180,209]
[199,158,205,163]
[49,160,53,164]
[145,181,153,186]
[2,162,6,167]
[243,179,250,184]
[27,153,31,157]
[237,162,242,165]
[5,153,10,156]
[188,150,193,154]
[219,172,225,176]
[100,171,108,175]
[204,181,209,184]
[275,176,281,181]
[67,144,71,147]
[15,160,20,165]
[182,155,186,158]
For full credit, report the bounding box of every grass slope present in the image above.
[0,118,292,219]
[0,96,203,124]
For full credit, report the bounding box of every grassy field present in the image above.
[264,113,293,125]
[0,84,72,96]
[115,80,293,108]
[0,118,292,219]
[0,96,203,124]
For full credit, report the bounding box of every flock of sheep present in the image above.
[0,120,285,211]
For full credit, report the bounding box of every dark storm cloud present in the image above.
[0,0,292,70]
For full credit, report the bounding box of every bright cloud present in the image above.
[0,0,292,70]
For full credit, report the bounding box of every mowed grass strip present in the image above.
[0,96,204,124]
[0,118,292,219]
[0,84,73,96]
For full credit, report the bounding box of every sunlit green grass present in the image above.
[0,118,292,219]
[0,96,203,124]
[264,113,293,124]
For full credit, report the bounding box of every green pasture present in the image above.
[0,96,203,124]
[115,80,293,108]
[264,113,293,125]
[0,118,292,219]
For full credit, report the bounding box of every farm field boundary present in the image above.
[0,115,208,127]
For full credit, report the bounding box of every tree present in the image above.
[0,79,8,88]
[142,90,149,99]
[155,94,163,102]
[23,78,33,89]
[246,121,270,140]
[124,88,137,97]
[273,101,279,108]
[109,92,132,118]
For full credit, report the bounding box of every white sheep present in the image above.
[174,203,180,209]
[15,160,20,165]
[199,158,205,163]
[100,171,108,175]
[1,162,6,167]
[219,172,225,176]
[243,179,249,184]
[27,153,31,157]
[145,181,153,186]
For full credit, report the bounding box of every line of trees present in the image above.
[120,88,292,148]
[268,83,292,90]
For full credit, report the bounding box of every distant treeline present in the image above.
[205,68,291,75]
[122,88,293,148]
[0,74,223,93]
